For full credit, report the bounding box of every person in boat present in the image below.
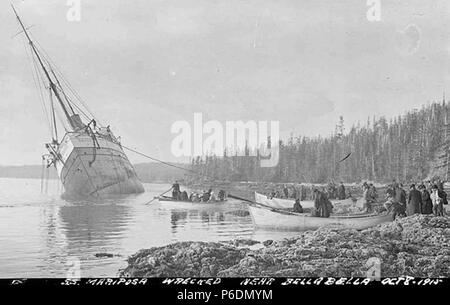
[202,189,212,202]
[268,190,276,199]
[407,184,422,216]
[218,190,226,201]
[325,193,333,216]
[430,185,444,216]
[311,189,320,217]
[275,190,282,198]
[369,183,378,202]
[291,185,297,199]
[363,184,373,213]
[332,182,338,199]
[293,198,303,213]
[326,182,334,199]
[190,192,201,202]
[312,189,331,218]
[283,185,289,198]
[172,181,181,199]
[200,190,206,202]
[419,184,433,215]
[299,184,306,200]
[180,190,189,201]
[208,191,216,203]
[337,182,346,200]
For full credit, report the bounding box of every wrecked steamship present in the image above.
[13,6,145,197]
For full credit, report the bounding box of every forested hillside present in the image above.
[190,100,450,184]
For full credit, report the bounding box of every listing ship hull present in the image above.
[11,6,145,198]
[53,132,144,198]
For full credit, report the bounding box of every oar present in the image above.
[228,193,293,212]
[227,193,254,203]
[146,187,173,205]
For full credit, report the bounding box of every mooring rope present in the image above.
[122,145,195,174]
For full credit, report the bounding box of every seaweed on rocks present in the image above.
[120,241,249,277]
[120,215,450,277]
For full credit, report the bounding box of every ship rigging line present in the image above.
[22,35,53,138]
[34,40,101,126]
[12,5,77,131]
[122,145,196,174]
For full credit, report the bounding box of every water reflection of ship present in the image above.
[40,199,69,277]
[58,199,131,249]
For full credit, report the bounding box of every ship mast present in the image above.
[11,4,82,132]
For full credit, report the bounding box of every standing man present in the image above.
[363,183,373,213]
[407,184,422,216]
[395,184,407,212]
[291,185,298,199]
[369,184,378,202]
[430,185,444,216]
[172,180,181,200]
[283,185,289,198]
[299,184,305,200]
[315,190,331,218]
[312,189,329,217]
[337,182,346,200]
[419,184,433,214]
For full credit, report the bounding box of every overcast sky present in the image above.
[1,0,449,165]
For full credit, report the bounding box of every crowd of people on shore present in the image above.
[170,177,448,217]
[170,181,227,203]
[267,181,349,202]
[266,178,448,219]
[384,179,447,220]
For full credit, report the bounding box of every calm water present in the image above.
[0,178,298,278]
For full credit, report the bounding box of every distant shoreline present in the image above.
[0,162,187,184]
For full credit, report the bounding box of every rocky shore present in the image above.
[120,215,450,277]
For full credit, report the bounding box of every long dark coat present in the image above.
[337,185,346,200]
[420,190,433,214]
[395,188,407,204]
[407,189,422,216]
[313,192,331,218]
